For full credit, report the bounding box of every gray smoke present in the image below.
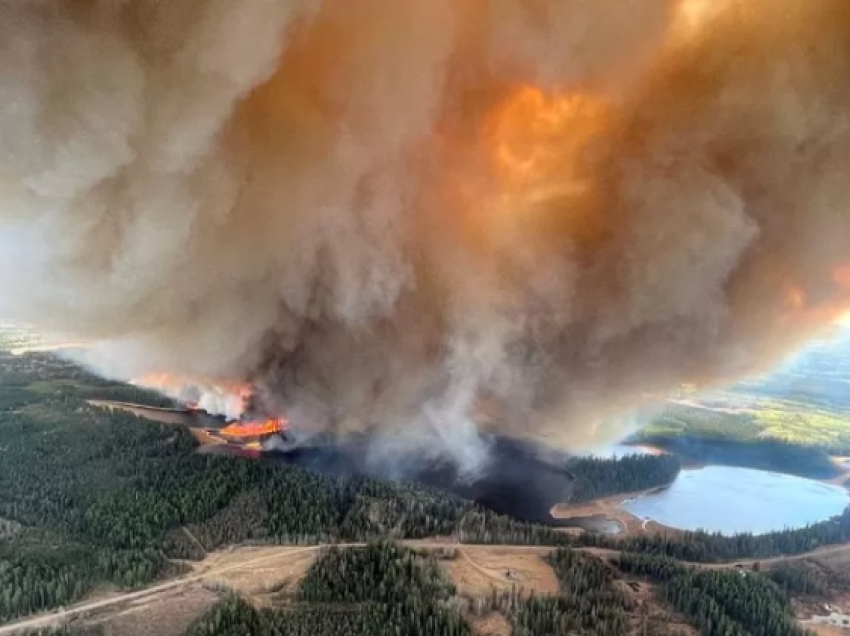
[2,0,850,468]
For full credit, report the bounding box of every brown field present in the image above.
[807,626,848,636]
[81,587,219,636]
[7,534,850,635]
[470,612,511,636]
[200,548,318,603]
[87,400,189,426]
[442,548,560,598]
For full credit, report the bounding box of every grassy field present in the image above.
[635,401,850,455]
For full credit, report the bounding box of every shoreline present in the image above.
[550,485,680,538]
[92,400,850,533]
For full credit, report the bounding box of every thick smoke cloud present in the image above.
[2,0,850,461]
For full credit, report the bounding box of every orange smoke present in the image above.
[785,284,806,310]
[6,0,850,453]
[131,373,254,419]
[779,266,850,328]
[132,373,251,399]
[487,86,609,205]
[834,264,850,288]
[674,0,721,34]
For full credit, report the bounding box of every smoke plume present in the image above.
[2,0,850,459]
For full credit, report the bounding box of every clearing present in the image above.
[441,547,560,597]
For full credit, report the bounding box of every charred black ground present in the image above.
[257,434,576,526]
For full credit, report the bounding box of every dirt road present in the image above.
[4,540,850,634]
[0,545,337,635]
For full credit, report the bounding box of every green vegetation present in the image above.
[508,548,630,635]
[0,351,174,407]
[567,453,681,503]
[633,435,838,479]
[187,543,636,636]
[765,561,830,598]
[186,543,470,636]
[580,506,850,562]
[0,348,848,631]
[635,402,850,462]
[0,351,575,623]
[617,553,811,636]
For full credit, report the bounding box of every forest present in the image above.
[187,543,470,636]
[566,453,681,503]
[634,401,850,469]
[632,434,840,480]
[184,543,647,636]
[616,552,812,636]
[580,507,850,563]
[0,353,576,623]
[0,350,848,631]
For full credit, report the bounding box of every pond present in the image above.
[622,465,849,535]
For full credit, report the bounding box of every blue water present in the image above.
[622,466,848,535]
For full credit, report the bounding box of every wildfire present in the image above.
[131,372,254,420]
[220,418,288,438]
[130,373,178,390]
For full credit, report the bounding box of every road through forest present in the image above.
[4,539,850,635]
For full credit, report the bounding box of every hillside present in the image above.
[0,350,847,634]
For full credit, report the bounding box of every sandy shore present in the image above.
[550,486,679,537]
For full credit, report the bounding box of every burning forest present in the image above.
[2,0,850,472]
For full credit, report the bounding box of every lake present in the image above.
[622,466,849,535]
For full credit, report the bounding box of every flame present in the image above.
[130,373,177,390]
[131,372,254,419]
[131,372,251,397]
[220,418,288,438]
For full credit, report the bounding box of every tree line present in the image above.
[0,354,562,622]
[577,507,850,563]
[186,542,470,636]
[567,453,681,503]
[186,543,700,636]
[616,552,812,636]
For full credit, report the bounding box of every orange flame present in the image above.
[131,372,254,418]
[220,418,287,438]
[131,372,251,395]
